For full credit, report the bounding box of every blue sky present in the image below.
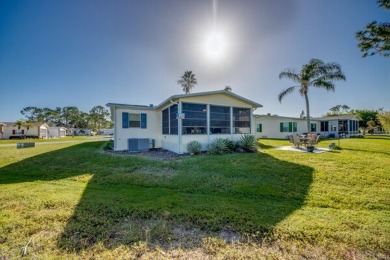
[0,0,388,121]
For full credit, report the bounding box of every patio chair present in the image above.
[292,135,302,148]
[306,134,320,146]
[288,135,294,146]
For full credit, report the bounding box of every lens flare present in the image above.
[203,31,227,61]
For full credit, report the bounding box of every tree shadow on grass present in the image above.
[0,142,314,252]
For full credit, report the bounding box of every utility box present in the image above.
[17,142,35,149]
[128,138,149,152]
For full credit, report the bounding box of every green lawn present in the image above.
[0,135,108,145]
[0,137,389,258]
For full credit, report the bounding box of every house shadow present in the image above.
[0,142,314,252]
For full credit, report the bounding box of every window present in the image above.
[162,108,169,134]
[330,123,337,131]
[122,112,147,129]
[129,113,140,127]
[320,121,329,131]
[233,107,250,134]
[339,120,347,132]
[210,105,230,134]
[280,122,297,132]
[182,103,207,134]
[311,123,317,132]
[256,123,262,133]
[170,104,178,135]
[162,105,178,135]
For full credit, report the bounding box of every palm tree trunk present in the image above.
[304,93,311,133]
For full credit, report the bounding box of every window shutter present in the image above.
[280,122,283,132]
[313,123,317,132]
[259,123,262,132]
[293,122,297,132]
[289,122,293,132]
[141,113,147,129]
[122,112,129,128]
[12,130,15,134]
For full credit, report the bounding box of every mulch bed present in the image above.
[107,148,189,160]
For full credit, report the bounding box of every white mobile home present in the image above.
[107,90,263,154]
[98,128,114,135]
[253,115,320,139]
[48,127,67,138]
[0,123,5,139]
[1,122,49,139]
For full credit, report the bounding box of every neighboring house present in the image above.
[65,128,95,136]
[98,128,114,135]
[315,115,360,138]
[253,115,320,139]
[1,122,49,139]
[253,114,360,139]
[48,127,67,138]
[107,90,263,153]
[74,129,95,136]
[0,123,5,139]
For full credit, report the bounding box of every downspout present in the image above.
[178,101,182,154]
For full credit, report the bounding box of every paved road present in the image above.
[0,137,111,147]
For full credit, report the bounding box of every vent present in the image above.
[128,138,150,152]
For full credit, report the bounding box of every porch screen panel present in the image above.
[162,108,169,134]
[182,103,207,134]
[233,107,251,134]
[321,121,329,131]
[170,104,178,135]
[210,105,230,134]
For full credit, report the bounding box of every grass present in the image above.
[0,135,108,145]
[0,137,389,258]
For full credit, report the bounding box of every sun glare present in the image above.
[203,31,228,61]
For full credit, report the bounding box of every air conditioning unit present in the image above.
[128,138,150,152]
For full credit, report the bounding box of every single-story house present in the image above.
[253,115,319,139]
[48,127,67,138]
[107,90,263,153]
[1,122,49,139]
[66,128,96,136]
[253,114,360,139]
[315,115,360,138]
[0,123,5,139]
[98,128,114,135]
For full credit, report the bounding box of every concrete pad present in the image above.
[274,146,330,154]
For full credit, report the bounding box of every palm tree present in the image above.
[14,120,33,138]
[224,86,232,91]
[177,70,197,94]
[278,59,346,132]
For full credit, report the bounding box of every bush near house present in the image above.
[186,140,202,155]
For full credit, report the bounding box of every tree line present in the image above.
[19,106,112,132]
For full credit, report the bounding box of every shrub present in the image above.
[208,138,228,155]
[238,135,258,153]
[103,140,114,150]
[223,138,237,152]
[187,140,202,155]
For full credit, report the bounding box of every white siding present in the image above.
[254,116,319,139]
[114,108,161,151]
[2,124,49,139]
[180,94,253,108]
[49,127,66,138]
